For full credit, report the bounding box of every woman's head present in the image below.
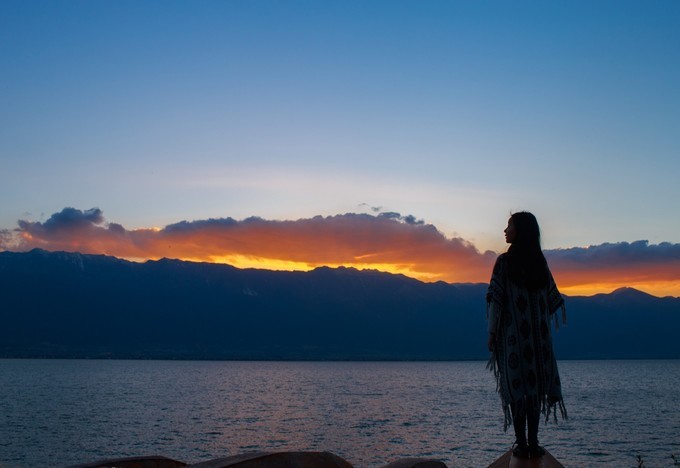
[506,211,541,248]
[505,211,548,289]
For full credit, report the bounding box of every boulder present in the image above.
[380,458,448,468]
[187,451,353,468]
[70,455,187,468]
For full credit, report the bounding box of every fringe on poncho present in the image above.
[486,253,568,431]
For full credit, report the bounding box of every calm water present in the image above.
[1,360,679,467]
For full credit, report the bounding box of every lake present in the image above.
[1,359,679,467]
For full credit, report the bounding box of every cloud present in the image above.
[545,241,680,289]
[2,207,680,296]
[1,207,495,282]
[0,229,14,248]
[361,205,424,225]
[18,207,104,234]
[546,240,680,267]
[358,203,382,213]
[377,212,424,225]
[401,214,424,225]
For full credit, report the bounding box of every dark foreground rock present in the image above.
[70,451,448,468]
[71,455,187,468]
[189,451,352,468]
[380,458,448,468]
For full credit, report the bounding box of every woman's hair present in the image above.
[506,211,549,289]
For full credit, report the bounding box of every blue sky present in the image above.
[1,0,679,254]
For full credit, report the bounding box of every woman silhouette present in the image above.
[487,212,567,458]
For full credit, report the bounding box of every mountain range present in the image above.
[1,249,678,360]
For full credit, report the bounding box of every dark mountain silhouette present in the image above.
[1,249,678,360]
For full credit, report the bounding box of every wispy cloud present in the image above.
[2,207,679,296]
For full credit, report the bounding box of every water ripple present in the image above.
[0,360,679,467]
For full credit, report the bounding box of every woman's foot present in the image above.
[528,444,546,457]
[512,443,530,458]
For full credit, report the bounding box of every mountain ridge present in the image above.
[1,249,678,360]
[6,248,666,297]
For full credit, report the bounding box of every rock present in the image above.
[70,455,187,468]
[187,451,354,468]
[380,458,448,468]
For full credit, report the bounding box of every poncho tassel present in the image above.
[552,303,567,330]
[542,396,568,424]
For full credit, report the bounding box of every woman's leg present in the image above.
[527,398,545,456]
[511,397,527,446]
[527,398,540,446]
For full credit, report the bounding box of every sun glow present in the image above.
[206,254,443,281]
[207,255,315,272]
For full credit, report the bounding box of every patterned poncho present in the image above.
[486,253,568,431]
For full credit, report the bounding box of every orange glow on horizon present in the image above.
[139,254,680,297]
[6,245,679,297]
[202,255,448,282]
[560,281,680,298]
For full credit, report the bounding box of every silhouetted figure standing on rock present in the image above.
[486,212,567,459]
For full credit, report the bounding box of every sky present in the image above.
[1,1,679,296]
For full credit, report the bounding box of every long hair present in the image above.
[506,211,549,289]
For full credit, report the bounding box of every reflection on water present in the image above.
[1,360,679,467]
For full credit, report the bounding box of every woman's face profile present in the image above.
[504,218,516,244]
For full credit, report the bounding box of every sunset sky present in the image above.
[1,1,679,296]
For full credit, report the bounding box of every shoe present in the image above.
[512,443,530,458]
[529,444,546,457]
